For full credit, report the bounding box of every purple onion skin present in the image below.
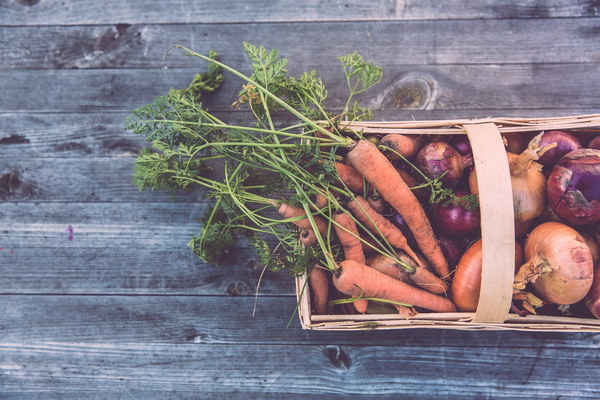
[430,190,481,237]
[390,212,418,250]
[537,130,582,167]
[449,135,472,156]
[586,265,600,319]
[436,234,469,268]
[547,148,600,225]
[414,142,473,188]
[588,135,600,150]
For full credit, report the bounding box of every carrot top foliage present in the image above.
[125,43,384,275]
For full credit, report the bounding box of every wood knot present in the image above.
[381,74,437,110]
[324,345,352,370]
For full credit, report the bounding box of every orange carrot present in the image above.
[335,162,366,194]
[308,265,330,315]
[299,228,317,247]
[380,133,420,160]
[367,253,449,295]
[333,260,456,313]
[347,140,450,278]
[332,210,368,313]
[346,196,422,268]
[333,211,365,264]
[277,202,327,235]
[366,193,385,214]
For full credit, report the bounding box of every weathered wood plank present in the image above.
[0,158,204,202]
[5,109,600,158]
[2,64,600,113]
[3,19,600,70]
[0,0,598,26]
[1,341,599,398]
[2,295,600,346]
[0,247,290,295]
[0,202,213,245]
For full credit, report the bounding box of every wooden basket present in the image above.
[296,115,600,332]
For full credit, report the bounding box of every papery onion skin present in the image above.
[546,148,600,225]
[415,142,473,188]
[451,239,523,312]
[537,130,582,167]
[519,222,593,305]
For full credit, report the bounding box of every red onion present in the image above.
[436,234,469,268]
[536,130,582,167]
[430,190,480,237]
[390,211,417,250]
[414,142,473,188]
[547,148,600,225]
[588,135,600,150]
[449,135,472,157]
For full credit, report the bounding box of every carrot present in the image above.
[332,210,368,313]
[367,253,449,295]
[333,260,456,313]
[308,265,330,315]
[346,196,422,268]
[335,162,366,194]
[366,193,385,214]
[277,202,327,235]
[347,140,450,278]
[333,211,365,264]
[299,228,317,247]
[380,133,419,160]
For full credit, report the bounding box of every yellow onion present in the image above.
[470,133,551,223]
[514,222,593,305]
[451,239,523,312]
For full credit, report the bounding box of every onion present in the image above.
[451,239,523,312]
[390,211,417,250]
[546,149,600,225]
[502,131,536,154]
[514,221,593,305]
[588,135,600,150]
[430,190,480,237]
[536,130,582,167]
[415,142,473,188]
[469,133,550,223]
[436,234,469,269]
[585,268,600,319]
[449,135,472,157]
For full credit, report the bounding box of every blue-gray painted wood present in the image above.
[1,1,600,398]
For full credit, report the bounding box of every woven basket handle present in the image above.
[463,123,515,323]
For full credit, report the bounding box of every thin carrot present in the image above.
[308,264,330,315]
[333,211,365,264]
[347,140,450,278]
[332,210,368,313]
[380,133,420,160]
[335,162,366,194]
[346,196,421,269]
[333,260,456,313]
[299,228,317,247]
[367,253,449,295]
[276,202,327,235]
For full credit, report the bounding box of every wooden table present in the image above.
[1,1,600,398]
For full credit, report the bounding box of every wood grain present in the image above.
[3,19,600,70]
[0,0,597,26]
[2,63,600,113]
[1,341,599,398]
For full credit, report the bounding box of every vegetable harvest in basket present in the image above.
[126,43,600,320]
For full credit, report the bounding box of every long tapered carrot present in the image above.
[367,253,449,295]
[346,196,422,269]
[335,162,366,194]
[333,260,456,313]
[277,202,327,235]
[347,140,450,278]
[332,210,368,313]
[333,211,365,264]
[308,265,330,315]
[380,133,420,160]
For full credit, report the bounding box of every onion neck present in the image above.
[509,133,557,177]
